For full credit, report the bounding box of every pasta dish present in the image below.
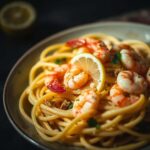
[19,33,150,150]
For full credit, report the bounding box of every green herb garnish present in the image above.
[96,124,100,129]
[87,118,100,129]
[54,57,66,64]
[68,103,73,109]
[112,52,121,64]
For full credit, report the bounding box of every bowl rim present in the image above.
[3,21,150,150]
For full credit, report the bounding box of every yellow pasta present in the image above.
[19,33,150,150]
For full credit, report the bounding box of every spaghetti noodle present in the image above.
[19,33,150,150]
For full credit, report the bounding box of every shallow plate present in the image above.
[3,22,150,150]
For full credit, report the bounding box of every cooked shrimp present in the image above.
[64,65,89,90]
[45,64,70,93]
[117,71,147,94]
[76,47,90,54]
[120,49,147,74]
[73,90,99,117]
[67,38,110,63]
[84,38,110,63]
[53,64,70,75]
[147,67,150,85]
[109,84,139,107]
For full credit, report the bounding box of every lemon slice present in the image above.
[71,53,105,92]
[0,1,36,35]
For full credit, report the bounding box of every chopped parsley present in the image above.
[112,52,121,64]
[54,57,66,64]
[96,124,100,129]
[87,118,100,129]
[68,103,73,109]
[75,98,79,101]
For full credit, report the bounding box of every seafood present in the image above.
[120,49,147,74]
[53,64,70,74]
[64,65,89,90]
[73,90,99,117]
[67,38,110,63]
[147,67,150,84]
[44,64,70,93]
[117,71,147,94]
[91,40,110,63]
[109,84,139,107]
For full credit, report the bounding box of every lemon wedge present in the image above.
[71,53,105,92]
[0,1,36,35]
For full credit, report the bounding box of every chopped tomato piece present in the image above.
[47,79,66,93]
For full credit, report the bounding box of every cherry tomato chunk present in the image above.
[47,79,66,93]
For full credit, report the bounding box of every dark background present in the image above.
[1,0,150,149]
